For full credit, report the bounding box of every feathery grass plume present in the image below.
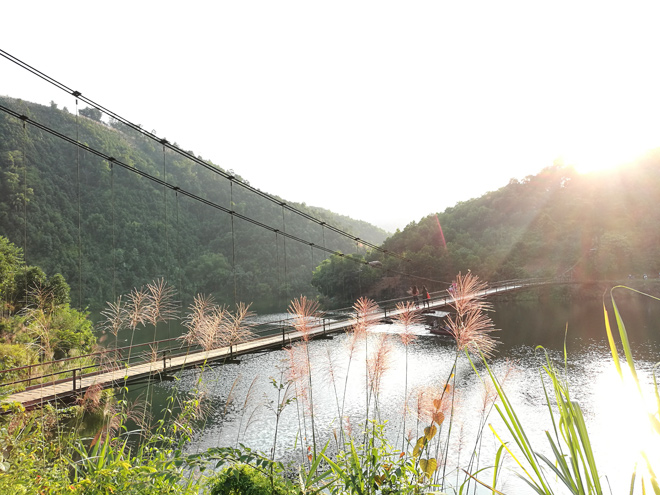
[285,343,312,420]
[288,295,322,342]
[125,286,149,366]
[222,375,240,419]
[222,302,256,352]
[350,297,379,413]
[285,344,309,395]
[394,300,423,449]
[145,278,178,341]
[127,286,149,331]
[446,272,498,357]
[179,294,231,353]
[285,343,312,463]
[93,395,149,447]
[100,295,127,353]
[100,295,126,338]
[20,284,56,362]
[288,296,322,456]
[394,301,423,346]
[352,296,379,339]
[367,333,393,420]
[449,271,490,315]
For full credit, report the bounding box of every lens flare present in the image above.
[434,214,447,250]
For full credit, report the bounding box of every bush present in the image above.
[208,464,295,495]
[50,305,95,358]
[0,343,37,382]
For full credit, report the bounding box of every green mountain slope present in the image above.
[383,159,660,285]
[312,157,660,304]
[0,97,389,311]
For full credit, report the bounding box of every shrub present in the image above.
[208,464,295,495]
[0,343,37,382]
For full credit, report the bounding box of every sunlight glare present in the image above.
[593,366,660,484]
[564,149,632,175]
[561,137,656,175]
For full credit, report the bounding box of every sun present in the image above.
[560,140,657,175]
[562,148,635,175]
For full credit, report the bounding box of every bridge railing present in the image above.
[0,278,552,396]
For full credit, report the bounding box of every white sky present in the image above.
[2,1,660,233]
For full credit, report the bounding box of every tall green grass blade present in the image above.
[603,304,622,376]
[572,401,602,494]
[471,350,553,494]
[470,350,556,493]
[653,364,660,434]
[489,421,549,494]
[611,288,641,391]
[492,443,505,495]
[642,452,660,495]
[302,441,332,490]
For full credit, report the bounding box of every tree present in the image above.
[0,236,23,313]
[79,106,102,121]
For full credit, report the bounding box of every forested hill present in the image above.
[312,155,660,304]
[383,157,660,287]
[0,97,388,311]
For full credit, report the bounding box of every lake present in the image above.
[125,292,660,494]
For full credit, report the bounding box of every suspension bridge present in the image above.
[0,279,551,410]
[0,50,569,412]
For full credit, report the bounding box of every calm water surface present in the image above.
[128,297,660,494]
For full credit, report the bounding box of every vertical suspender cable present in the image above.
[111,163,116,300]
[281,205,289,303]
[75,98,82,308]
[176,190,183,315]
[162,145,170,339]
[356,239,362,297]
[162,144,169,281]
[21,116,28,310]
[230,180,237,306]
[275,231,281,311]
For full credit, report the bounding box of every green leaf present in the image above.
[419,458,437,478]
[424,425,437,441]
[413,437,426,458]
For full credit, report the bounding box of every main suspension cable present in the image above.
[0,105,378,271]
[0,49,407,262]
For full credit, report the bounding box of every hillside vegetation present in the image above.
[3,97,659,311]
[313,156,660,304]
[0,97,388,311]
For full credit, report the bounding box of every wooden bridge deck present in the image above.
[2,282,533,409]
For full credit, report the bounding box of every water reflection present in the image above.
[126,297,660,494]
